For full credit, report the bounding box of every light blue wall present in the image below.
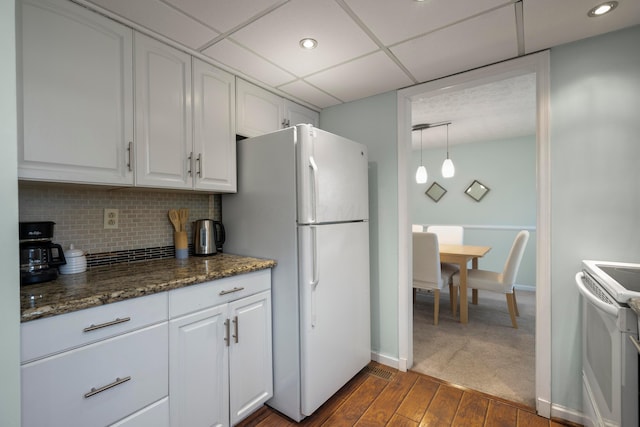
[322,24,640,416]
[550,25,640,411]
[1,0,22,425]
[320,91,399,361]
[412,136,536,286]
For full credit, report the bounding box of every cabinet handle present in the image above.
[187,152,193,176]
[84,376,131,399]
[83,317,131,332]
[219,287,244,296]
[127,141,133,172]
[232,316,239,344]
[224,319,230,347]
[196,154,202,178]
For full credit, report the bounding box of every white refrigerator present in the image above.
[223,124,371,421]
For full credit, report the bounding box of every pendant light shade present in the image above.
[415,127,428,184]
[416,165,427,183]
[441,123,455,178]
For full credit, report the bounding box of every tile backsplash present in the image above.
[18,183,221,257]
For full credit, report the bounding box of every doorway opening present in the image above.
[396,51,551,417]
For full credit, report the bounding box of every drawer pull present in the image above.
[219,287,245,296]
[83,317,131,332]
[84,376,131,398]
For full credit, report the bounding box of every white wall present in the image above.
[0,0,22,425]
[550,25,640,412]
[320,91,399,363]
[322,23,640,417]
[412,136,536,287]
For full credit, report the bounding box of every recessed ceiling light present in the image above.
[299,38,317,50]
[588,1,618,17]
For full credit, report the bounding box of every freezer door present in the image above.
[296,125,369,224]
[298,221,371,416]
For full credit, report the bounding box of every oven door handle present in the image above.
[575,272,618,317]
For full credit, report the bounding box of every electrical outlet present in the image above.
[104,208,119,229]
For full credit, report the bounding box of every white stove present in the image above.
[576,260,639,427]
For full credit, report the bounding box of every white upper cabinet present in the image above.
[236,79,319,138]
[236,79,284,138]
[134,33,193,189]
[192,58,237,193]
[18,0,134,186]
[284,99,320,128]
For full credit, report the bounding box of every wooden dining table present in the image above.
[439,244,491,324]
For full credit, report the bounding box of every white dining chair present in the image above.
[412,224,423,232]
[426,225,464,312]
[450,230,530,328]
[413,232,457,325]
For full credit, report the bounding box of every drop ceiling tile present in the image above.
[345,0,510,46]
[163,0,287,34]
[306,51,414,103]
[278,80,342,109]
[229,0,379,77]
[523,0,640,53]
[86,0,218,49]
[391,5,518,83]
[202,39,295,87]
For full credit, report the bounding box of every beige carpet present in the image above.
[412,288,536,408]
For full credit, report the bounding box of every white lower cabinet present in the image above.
[21,323,168,427]
[169,270,272,427]
[19,270,272,427]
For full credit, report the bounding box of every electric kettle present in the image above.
[193,219,225,256]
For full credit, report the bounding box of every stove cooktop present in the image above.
[583,260,640,303]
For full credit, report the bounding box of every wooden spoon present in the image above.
[168,209,180,232]
[178,208,189,232]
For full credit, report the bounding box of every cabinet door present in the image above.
[236,79,284,138]
[18,0,134,186]
[229,290,273,425]
[169,305,229,427]
[284,99,320,128]
[134,32,192,189]
[193,59,236,193]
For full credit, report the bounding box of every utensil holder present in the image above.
[174,231,188,259]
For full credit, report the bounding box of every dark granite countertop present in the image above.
[629,297,640,318]
[20,253,276,323]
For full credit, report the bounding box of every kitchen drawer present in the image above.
[110,397,169,427]
[21,292,168,362]
[21,322,168,427]
[169,269,270,318]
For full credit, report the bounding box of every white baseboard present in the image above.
[370,351,400,370]
[514,284,536,292]
[550,402,585,426]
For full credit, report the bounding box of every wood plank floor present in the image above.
[237,362,580,427]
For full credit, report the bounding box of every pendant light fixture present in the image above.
[441,123,455,178]
[415,127,427,184]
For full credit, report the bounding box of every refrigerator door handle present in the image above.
[309,156,318,224]
[310,226,319,327]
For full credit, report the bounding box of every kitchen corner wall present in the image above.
[18,183,220,257]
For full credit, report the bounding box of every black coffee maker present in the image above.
[19,221,66,286]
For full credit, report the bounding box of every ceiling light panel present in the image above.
[202,39,295,87]
[344,0,509,45]
[163,0,286,34]
[228,0,378,77]
[391,5,518,83]
[86,0,219,49]
[305,51,414,104]
[278,80,342,109]
[523,0,640,53]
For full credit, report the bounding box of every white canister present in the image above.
[59,244,87,274]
